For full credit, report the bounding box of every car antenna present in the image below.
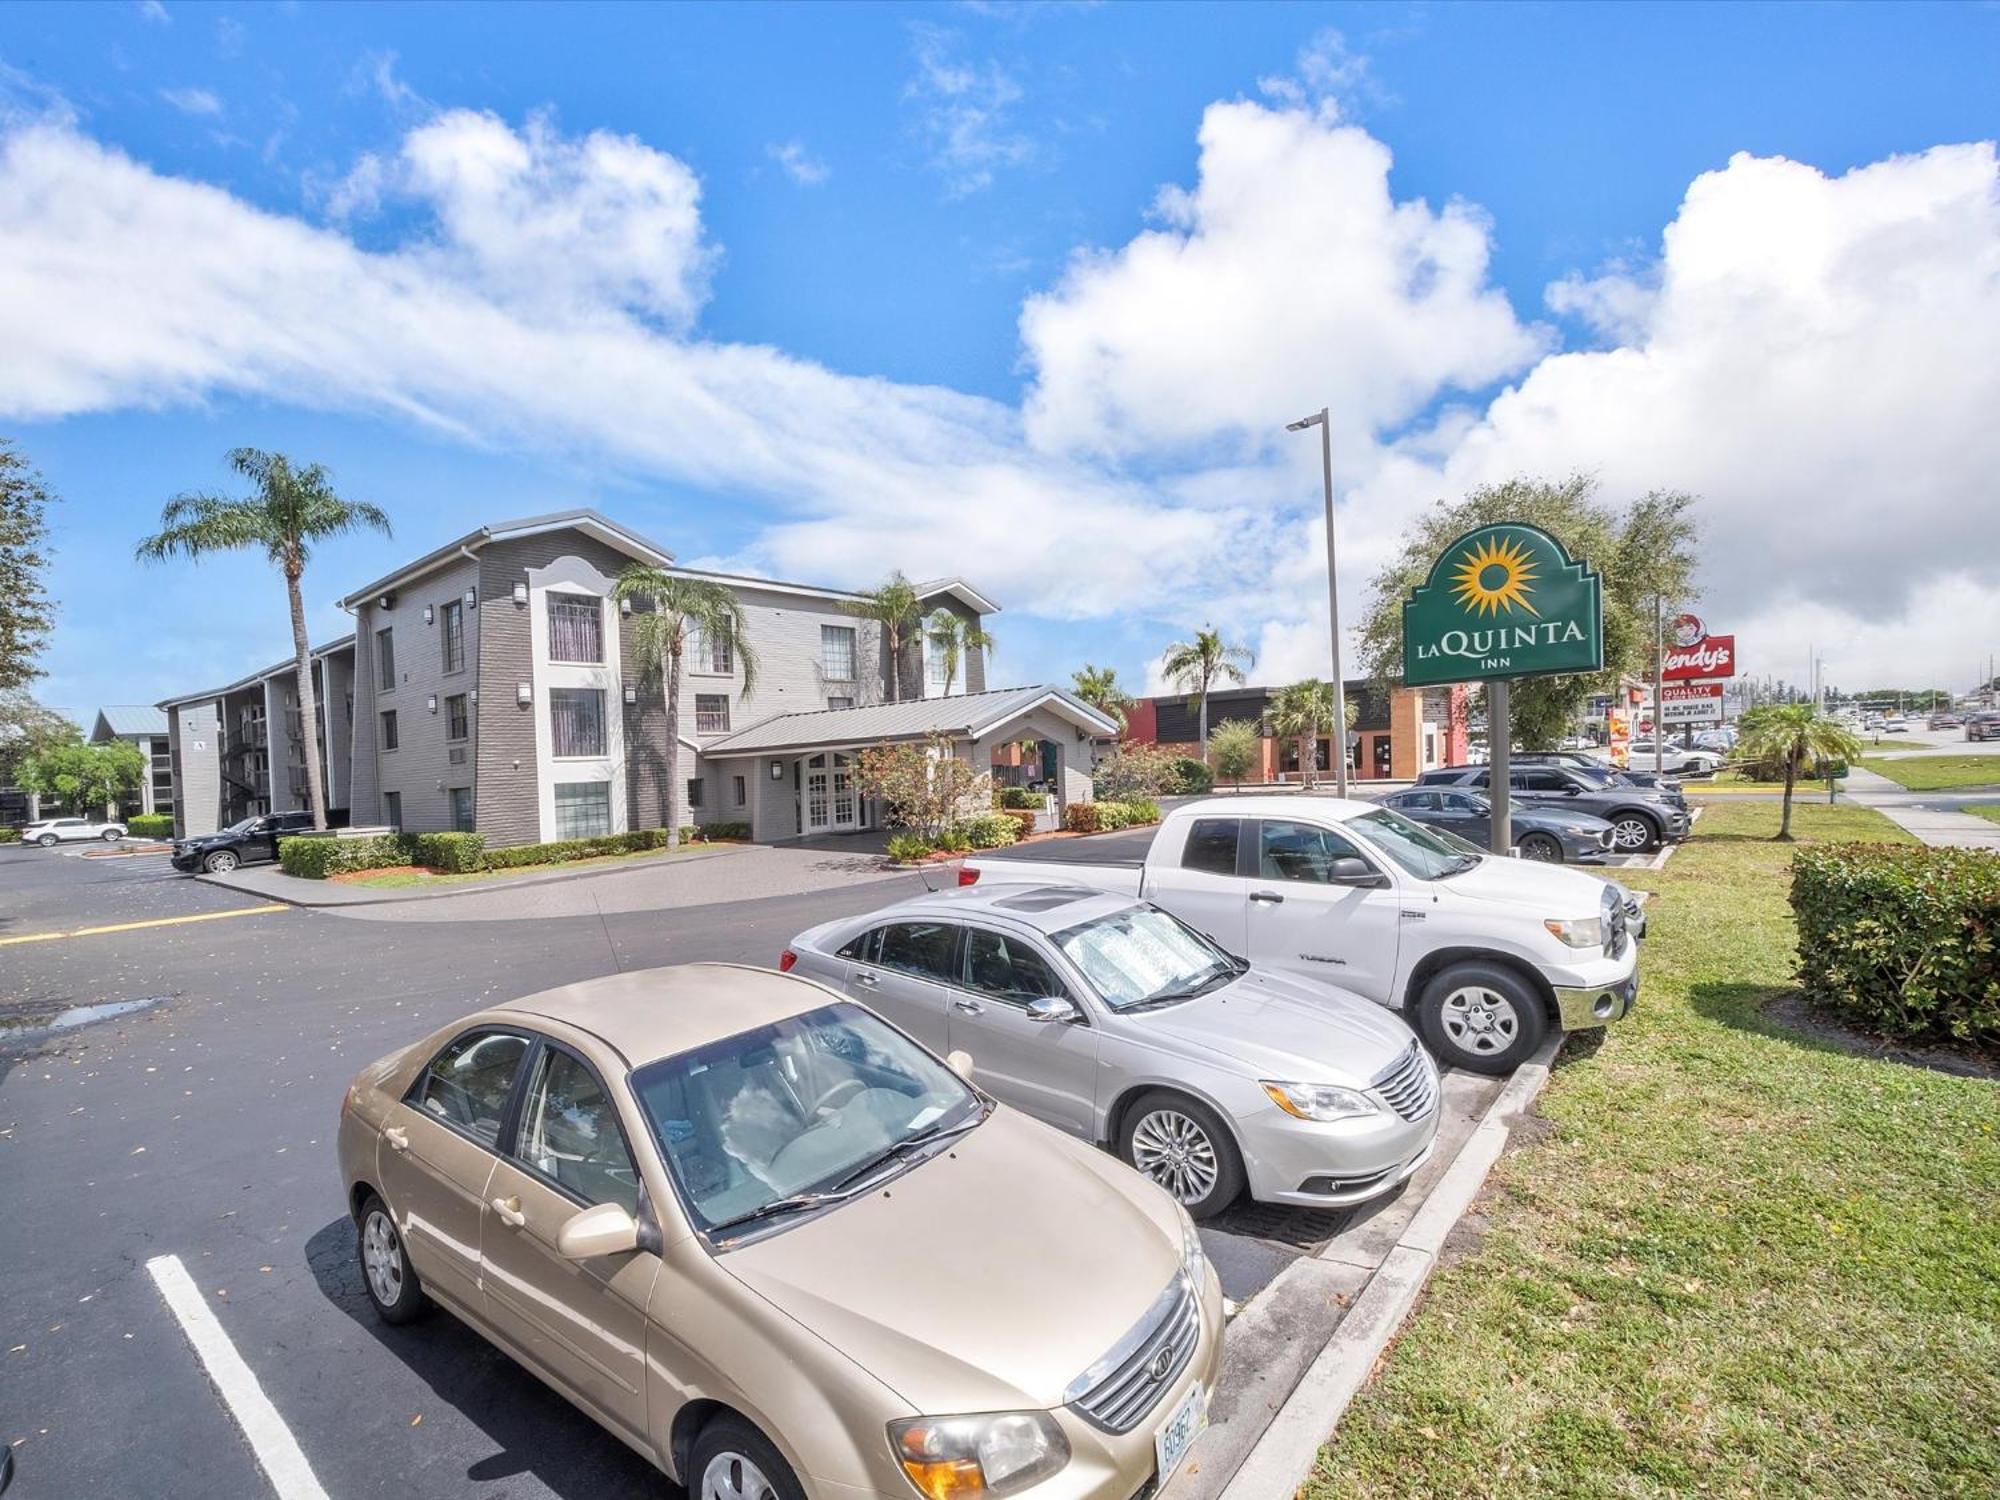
[916,863,943,894]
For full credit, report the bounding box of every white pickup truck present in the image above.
[960,795,1640,1074]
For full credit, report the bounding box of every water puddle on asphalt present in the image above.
[0,995,168,1045]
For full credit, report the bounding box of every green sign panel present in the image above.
[1402,523,1604,687]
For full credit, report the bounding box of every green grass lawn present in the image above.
[1857,754,2000,791]
[1969,804,2000,826]
[1692,770,1842,796]
[341,841,729,888]
[1309,800,2000,1499]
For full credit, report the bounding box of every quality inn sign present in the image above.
[1402,523,1605,687]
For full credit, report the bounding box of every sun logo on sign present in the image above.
[1450,535,1540,617]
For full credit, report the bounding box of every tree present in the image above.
[1161,627,1253,758]
[0,691,79,788]
[1071,664,1136,733]
[924,610,995,697]
[855,732,991,840]
[0,440,58,690]
[614,566,760,849]
[847,573,924,703]
[1357,475,1701,751]
[136,450,391,832]
[17,740,143,816]
[1736,704,1862,841]
[1267,679,1339,787]
[1208,718,1260,788]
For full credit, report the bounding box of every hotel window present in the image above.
[695,694,731,734]
[445,693,469,742]
[686,777,704,809]
[550,688,606,758]
[697,630,733,675]
[382,790,401,829]
[375,628,395,689]
[547,593,604,664]
[827,695,854,711]
[820,624,856,681]
[379,709,399,752]
[449,787,474,832]
[732,775,747,808]
[926,635,950,693]
[440,600,465,674]
[553,782,611,839]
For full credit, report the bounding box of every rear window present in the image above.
[412,1029,532,1145]
[876,921,961,983]
[1179,818,1239,877]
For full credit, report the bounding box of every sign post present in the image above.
[1403,523,1605,855]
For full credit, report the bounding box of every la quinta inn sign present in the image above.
[1402,523,1605,687]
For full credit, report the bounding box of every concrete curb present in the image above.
[1215,1032,1564,1500]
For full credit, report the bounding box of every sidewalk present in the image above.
[1840,766,2000,850]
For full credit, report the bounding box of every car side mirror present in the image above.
[1564,784,1581,795]
[556,1201,639,1260]
[947,1049,976,1081]
[1026,996,1081,1025]
[1328,856,1387,887]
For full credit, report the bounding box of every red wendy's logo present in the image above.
[1669,613,1706,649]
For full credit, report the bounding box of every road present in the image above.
[0,837,1399,1500]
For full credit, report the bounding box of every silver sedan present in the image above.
[785,884,1440,1218]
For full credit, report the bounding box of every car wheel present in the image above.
[1119,1090,1245,1220]
[37,833,58,847]
[356,1193,429,1325]
[689,1414,806,1500]
[1518,832,1563,863]
[202,849,239,874]
[1415,962,1548,1075]
[102,828,122,842]
[1609,813,1659,852]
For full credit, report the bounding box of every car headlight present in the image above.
[1543,916,1604,948]
[1261,1080,1377,1122]
[889,1411,1070,1498]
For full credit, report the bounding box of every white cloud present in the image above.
[136,0,169,25]
[905,24,1033,196]
[158,86,221,117]
[1258,28,1385,118]
[766,139,829,187]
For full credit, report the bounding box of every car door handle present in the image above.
[1248,891,1285,904]
[852,972,878,988]
[952,998,984,1015]
[491,1196,526,1228]
[383,1126,409,1153]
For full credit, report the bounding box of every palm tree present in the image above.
[136,449,390,831]
[1160,627,1253,758]
[925,610,996,698]
[1737,703,1862,841]
[847,573,924,703]
[1267,679,1336,788]
[1071,663,1136,732]
[613,566,759,849]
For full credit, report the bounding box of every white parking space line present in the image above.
[145,1254,331,1500]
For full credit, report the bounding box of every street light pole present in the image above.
[1287,407,1350,798]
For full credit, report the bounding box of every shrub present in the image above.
[127,813,174,839]
[935,825,973,854]
[1167,757,1214,795]
[1063,801,1103,833]
[885,831,934,863]
[1123,797,1162,825]
[405,831,487,873]
[1790,843,2000,1047]
[482,828,669,870]
[962,812,1021,849]
[701,821,752,842]
[1000,808,1037,840]
[0,827,19,844]
[1093,741,1181,800]
[997,786,1039,810]
[279,833,408,879]
[1208,719,1261,786]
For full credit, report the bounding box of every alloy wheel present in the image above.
[1130,1108,1219,1206]
[1611,817,1653,851]
[207,851,238,873]
[702,1453,779,1500]
[361,1210,403,1307]
[1439,985,1521,1057]
[1519,835,1560,862]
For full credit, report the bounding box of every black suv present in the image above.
[171,810,319,874]
[1416,763,1691,852]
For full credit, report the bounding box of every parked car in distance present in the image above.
[1928,713,1961,729]
[21,815,125,847]
[1882,717,1910,733]
[786,886,1441,1218]
[170,810,317,874]
[1420,763,1691,851]
[1375,787,1616,864]
[339,964,1224,1500]
[1508,753,1686,805]
[960,797,1639,1074]
[1966,712,1999,742]
[1601,740,1722,776]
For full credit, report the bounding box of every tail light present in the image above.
[957,866,980,887]
[778,949,798,973]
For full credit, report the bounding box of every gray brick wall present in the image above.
[168,699,221,837]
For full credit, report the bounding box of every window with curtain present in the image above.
[695,694,730,734]
[441,600,465,673]
[695,631,733,674]
[550,688,605,758]
[553,782,611,839]
[820,624,856,681]
[547,594,604,664]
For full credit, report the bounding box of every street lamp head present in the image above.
[1286,414,1324,432]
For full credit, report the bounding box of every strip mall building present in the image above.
[1124,681,1470,783]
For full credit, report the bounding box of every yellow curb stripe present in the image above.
[0,903,286,947]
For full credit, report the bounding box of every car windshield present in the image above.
[1347,807,1479,880]
[1052,903,1244,1011]
[629,1002,981,1239]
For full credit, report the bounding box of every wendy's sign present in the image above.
[1402,523,1605,687]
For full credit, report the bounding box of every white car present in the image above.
[1609,741,1722,776]
[960,796,1639,1075]
[21,816,127,847]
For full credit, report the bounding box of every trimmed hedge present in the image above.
[996,786,1040,810]
[406,831,487,872]
[127,814,174,839]
[1790,843,2000,1047]
[0,827,19,844]
[963,812,1022,850]
[280,821,753,879]
[1168,757,1215,794]
[1062,799,1163,834]
[280,833,407,879]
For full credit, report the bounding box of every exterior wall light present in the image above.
[464,588,478,610]
[427,695,438,714]
[770,759,784,780]
[512,582,529,607]
[623,684,638,705]
[516,682,532,706]
[619,596,633,615]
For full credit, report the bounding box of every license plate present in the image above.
[1153,1382,1207,1488]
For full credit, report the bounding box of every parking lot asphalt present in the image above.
[0,836,1443,1500]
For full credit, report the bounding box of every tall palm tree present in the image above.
[613,566,759,849]
[1160,627,1253,758]
[136,449,390,831]
[1267,679,1336,788]
[1071,663,1136,732]
[847,573,924,703]
[1737,703,1862,841]
[925,610,996,697]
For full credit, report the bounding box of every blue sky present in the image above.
[3,0,1998,719]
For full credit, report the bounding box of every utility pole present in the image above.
[1653,597,1666,775]
[1286,407,1350,797]
[1489,680,1511,856]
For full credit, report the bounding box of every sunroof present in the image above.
[992,887,1099,912]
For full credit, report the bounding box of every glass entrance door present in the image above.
[802,752,860,833]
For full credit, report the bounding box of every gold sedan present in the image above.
[338,964,1224,1500]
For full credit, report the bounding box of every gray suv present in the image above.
[1417,764,1690,852]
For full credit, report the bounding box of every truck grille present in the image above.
[1066,1274,1200,1434]
[1604,894,1628,958]
[1372,1042,1439,1121]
